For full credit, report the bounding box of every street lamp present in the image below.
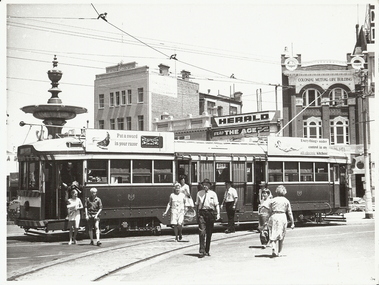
[358,68,374,219]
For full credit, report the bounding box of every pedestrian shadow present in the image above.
[165,239,190,243]
[184,253,200,258]
[254,254,273,258]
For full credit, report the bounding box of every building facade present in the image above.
[94,62,199,131]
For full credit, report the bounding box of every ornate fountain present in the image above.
[21,56,87,138]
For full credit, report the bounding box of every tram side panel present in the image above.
[82,184,172,231]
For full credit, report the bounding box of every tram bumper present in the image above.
[15,219,70,232]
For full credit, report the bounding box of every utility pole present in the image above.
[359,68,374,219]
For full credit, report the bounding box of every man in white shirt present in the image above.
[195,178,220,258]
[221,180,238,233]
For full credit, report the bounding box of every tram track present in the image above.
[8,230,254,282]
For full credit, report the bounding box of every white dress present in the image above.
[67,198,83,226]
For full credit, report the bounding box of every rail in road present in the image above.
[8,228,252,281]
[7,212,375,283]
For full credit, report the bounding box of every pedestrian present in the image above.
[179,176,194,208]
[163,183,186,241]
[258,188,272,248]
[267,185,295,257]
[258,181,271,205]
[221,180,238,233]
[67,189,83,245]
[195,178,220,258]
[85,188,103,246]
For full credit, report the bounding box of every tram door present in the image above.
[331,164,343,207]
[253,161,266,211]
[43,161,57,219]
[44,161,83,219]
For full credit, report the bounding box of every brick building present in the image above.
[94,62,199,131]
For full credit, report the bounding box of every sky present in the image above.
[2,0,373,155]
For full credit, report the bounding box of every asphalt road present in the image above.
[6,212,376,284]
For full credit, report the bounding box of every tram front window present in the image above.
[20,161,40,190]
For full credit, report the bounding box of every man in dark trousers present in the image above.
[195,178,220,258]
[221,180,238,233]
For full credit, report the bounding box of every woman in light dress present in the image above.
[67,189,83,245]
[163,183,186,241]
[267,185,295,257]
[258,188,272,248]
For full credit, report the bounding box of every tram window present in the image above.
[215,162,230,182]
[315,162,328,181]
[87,160,108,183]
[268,162,283,182]
[20,162,27,189]
[199,161,214,183]
[232,162,245,182]
[300,162,313,182]
[177,162,189,182]
[110,160,130,184]
[191,162,198,183]
[154,160,173,183]
[284,162,299,182]
[133,160,152,183]
[246,163,253,182]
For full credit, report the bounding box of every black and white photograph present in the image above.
[3,0,377,284]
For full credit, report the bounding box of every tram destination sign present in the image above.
[85,129,174,153]
[267,137,329,156]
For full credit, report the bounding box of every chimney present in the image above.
[233,91,243,101]
[181,70,191,80]
[158,64,170,76]
[161,112,170,120]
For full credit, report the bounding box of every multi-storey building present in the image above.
[280,5,375,199]
[94,62,199,131]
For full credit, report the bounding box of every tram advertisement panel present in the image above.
[267,136,329,156]
[85,129,174,153]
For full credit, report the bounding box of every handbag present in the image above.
[184,207,196,223]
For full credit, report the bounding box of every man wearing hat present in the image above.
[195,178,220,258]
[221,180,238,233]
[85,188,103,246]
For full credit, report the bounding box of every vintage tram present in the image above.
[15,129,349,234]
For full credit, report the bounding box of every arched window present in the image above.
[329,88,348,106]
[302,89,321,107]
[303,117,322,138]
[330,117,349,145]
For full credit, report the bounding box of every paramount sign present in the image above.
[212,111,275,127]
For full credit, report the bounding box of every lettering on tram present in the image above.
[14,130,349,234]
